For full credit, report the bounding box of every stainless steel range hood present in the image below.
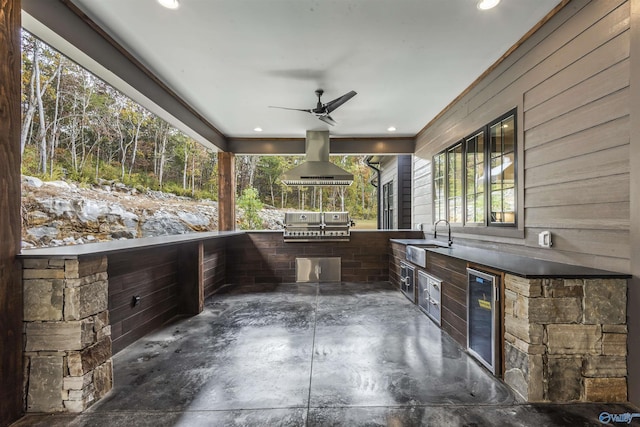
[281,130,354,186]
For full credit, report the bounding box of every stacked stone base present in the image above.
[503,275,627,402]
[23,256,112,412]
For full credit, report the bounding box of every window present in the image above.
[447,143,463,224]
[382,181,394,229]
[465,131,485,224]
[489,114,516,224]
[433,109,517,228]
[433,152,446,222]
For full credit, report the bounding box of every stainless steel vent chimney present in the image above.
[281,131,354,186]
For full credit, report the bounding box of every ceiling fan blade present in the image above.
[324,90,357,113]
[268,106,313,113]
[318,115,337,126]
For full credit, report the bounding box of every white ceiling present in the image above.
[69,0,561,139]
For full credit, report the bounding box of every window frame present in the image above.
[432,108,518,230]
[464,128,486,227]
[447,142,464,225]
[487,111,517,227]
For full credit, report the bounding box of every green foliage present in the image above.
[193,189,217,201]
[20,146,40,176]
[237,187,263,230]
[162,182,192,198]
[123,172,158,190]
[66,169,94,185]
[95,163,121,182]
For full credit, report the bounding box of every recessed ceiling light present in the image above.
[387,126,397,132]
[477,0,500,10]
[254,127,263,132]
[158,0,179,10]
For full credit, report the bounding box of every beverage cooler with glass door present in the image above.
[467,268,501,375]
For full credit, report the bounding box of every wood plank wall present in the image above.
[227,231,422,285]
[388,242,406,290]
[412,157,431,230]
[105,239,226,354]
[204,239,226,298]
[414,0,631,273]
[0,0,24,424]
[427,252,468,347]
[108,248,181,353]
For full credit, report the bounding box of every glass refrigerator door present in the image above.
[467,269,498,374]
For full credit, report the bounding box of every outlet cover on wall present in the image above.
[538,230,552,248]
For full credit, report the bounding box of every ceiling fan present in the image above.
[269,89,357,126]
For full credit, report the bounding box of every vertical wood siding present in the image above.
[414,0,631,273]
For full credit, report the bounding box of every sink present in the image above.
[405,243,449,267]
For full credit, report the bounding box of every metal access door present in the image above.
[296,257,341,282]
[467,268,500,375]
[418,271,441,325]
[399,261,415,303]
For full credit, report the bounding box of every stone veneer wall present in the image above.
[22,256,112,413]
[504,275,627,402]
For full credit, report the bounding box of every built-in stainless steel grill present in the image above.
[284,211,351,242]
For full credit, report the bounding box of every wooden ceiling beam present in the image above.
[227,137,415,155]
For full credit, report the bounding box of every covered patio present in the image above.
[3,1,640,426]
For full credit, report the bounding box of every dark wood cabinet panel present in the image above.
[426,252,468,347]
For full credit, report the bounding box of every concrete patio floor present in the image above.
[13,282,639,426]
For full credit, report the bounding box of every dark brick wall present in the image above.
[227,231,422,285]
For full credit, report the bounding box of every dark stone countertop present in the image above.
[19,229,415,258]
[19,230,245,258]
[390,239,630,279]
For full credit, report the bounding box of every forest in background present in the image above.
[20,31,378,226]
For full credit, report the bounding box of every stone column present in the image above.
[504,275,627,402]
[23,256,112,412]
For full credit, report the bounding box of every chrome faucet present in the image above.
[433,219,453,247]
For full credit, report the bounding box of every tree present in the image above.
[22,34,62,173]
[257,156,285,206]
[237,187,263,230]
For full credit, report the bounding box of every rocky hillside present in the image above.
[21,176,284,248]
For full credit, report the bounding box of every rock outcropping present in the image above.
[21,176,284,248]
